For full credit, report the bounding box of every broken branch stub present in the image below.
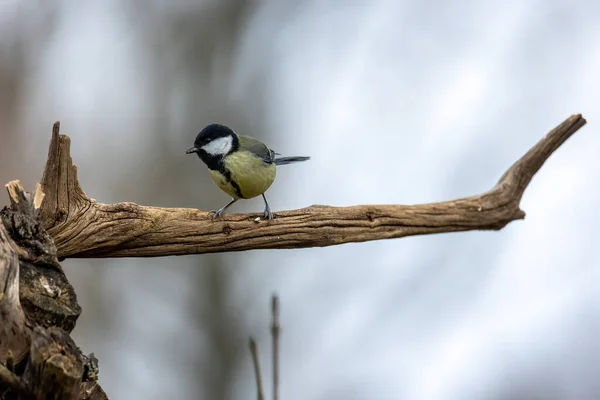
[38,115,587,259]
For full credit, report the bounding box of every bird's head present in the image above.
[186,124,239,158]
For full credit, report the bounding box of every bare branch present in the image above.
[271,295,280,400]
[249,338,265,400]
[37,115,587,259]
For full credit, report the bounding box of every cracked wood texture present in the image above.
[0,214,30,367]
[0,182,108,400]
[39,115,587,259]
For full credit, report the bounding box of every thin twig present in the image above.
[249,338,265,400]
[271,295,280,400]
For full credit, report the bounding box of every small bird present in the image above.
[186,124,310,220]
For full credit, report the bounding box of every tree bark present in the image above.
[0,182,107,400]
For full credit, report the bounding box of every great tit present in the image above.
[186,124,310,220]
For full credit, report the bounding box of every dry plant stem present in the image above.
[38,115,587,259]
[249,338,265,400]
[271,295,280,400]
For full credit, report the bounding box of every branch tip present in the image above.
[52,121,60,136]
[6,180,26,207]
[271,295,280,400]
[249,337,265,400]
[34,183,45,210]
[40,121,88,230]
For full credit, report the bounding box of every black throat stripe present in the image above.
[219,162,244,199]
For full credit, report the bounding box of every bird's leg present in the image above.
[210,198,238,219]
[262,194,274,220]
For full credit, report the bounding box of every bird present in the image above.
[186,124,310,220]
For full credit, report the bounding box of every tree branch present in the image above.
[270,295,280,400]
[39,115,587,259]
[248,338,265,400]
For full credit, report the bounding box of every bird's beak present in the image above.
[186,146,199,154]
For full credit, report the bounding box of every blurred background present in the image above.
[1,0,599,399]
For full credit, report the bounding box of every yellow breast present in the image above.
[209,151,277,199]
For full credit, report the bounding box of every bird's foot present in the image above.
[263,206,274,221]
[209,207,227,220]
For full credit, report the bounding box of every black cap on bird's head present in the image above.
[185,124,239,156]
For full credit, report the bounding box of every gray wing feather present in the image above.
[238,134,276,163]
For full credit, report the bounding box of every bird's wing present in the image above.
[238,134,276,163]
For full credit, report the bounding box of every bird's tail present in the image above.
[273,156,310,166]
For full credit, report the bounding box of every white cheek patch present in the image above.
[202,136,233,156]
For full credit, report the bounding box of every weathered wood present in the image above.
[3,182,61,271]
[0,221,30,366]
[0,182,107,400]
[23,327,83,400]
[38,115,587,259]
[2,181,80,333]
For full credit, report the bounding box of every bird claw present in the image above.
[209,208,226,220]
[210,204,274,220]
[263,207,274,221]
